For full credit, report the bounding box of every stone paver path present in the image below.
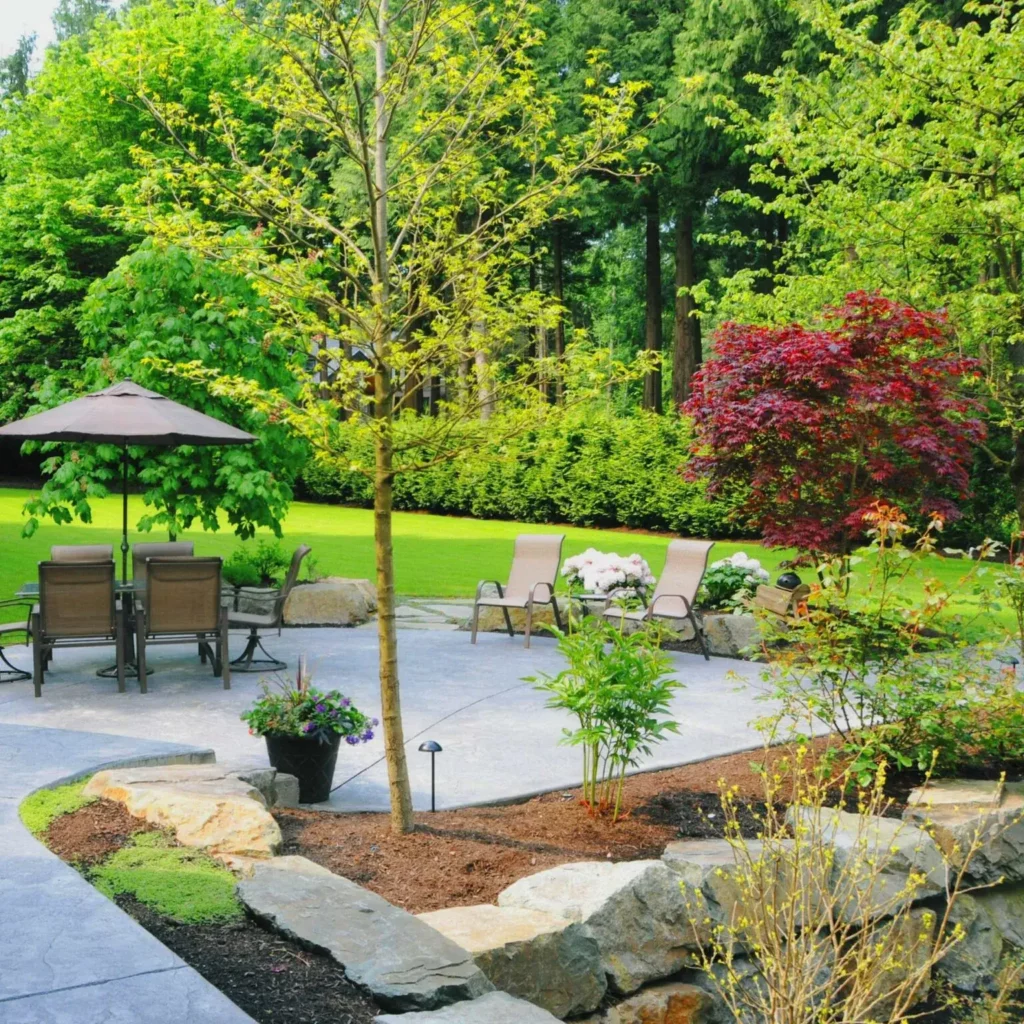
[0,723,255,1023]
[0,625,769,812]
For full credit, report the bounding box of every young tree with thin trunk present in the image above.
[109,0,645,833]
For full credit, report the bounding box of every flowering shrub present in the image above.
[242,681,377,745]
[698,551,769,610]
[561,548,655,595]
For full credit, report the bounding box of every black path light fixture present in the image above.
[418,740,442,812]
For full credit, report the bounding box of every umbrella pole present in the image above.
[121,446,129,582]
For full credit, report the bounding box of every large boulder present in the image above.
[238,865,492,1012]
[497,860,695,995]
[864,908,937,1012]
[590,982,714,1024]
[937,893,1004,993]
[283,577,377,626]
[418,904,605,1018]
[699,613,761,658]
[787,806,945,921]
[903,778,1024,884]
[83,764,281,858]
[375,991,562,1023]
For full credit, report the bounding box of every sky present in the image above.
[0,1,60,60]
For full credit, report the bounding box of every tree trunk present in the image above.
[371,0,414,835]
[373,401,414,834]
[672,212,701,408]
[474,343,494,421]
[552,222,565,403]
[642,188,663,413]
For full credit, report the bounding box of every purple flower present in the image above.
[371,718,379,727]
[341,698,351,708]
[361,729,374,742]
[314,703,326,713]
[303,722,316,734]
[345,735,359,745]
[330,709,339,718]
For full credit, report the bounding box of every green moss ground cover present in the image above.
[0,487,1008,635]
[19,780,96,834]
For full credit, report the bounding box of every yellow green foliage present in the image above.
[19,779,95,835]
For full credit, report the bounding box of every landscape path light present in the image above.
[418,740,442,812]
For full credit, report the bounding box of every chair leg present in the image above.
[471,602,480,644]
[228,627,286,672]
[136,610,148,694]
[551,595,564,632]
[524,600,534,649]
[32,614,43,699]
[500,607,514,638]
[115,608,126,694]
[691,611,710,661]
[198,641,207,665]
[0,643,30,683]
[220,613,231,690]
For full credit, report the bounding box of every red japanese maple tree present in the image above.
[683,293,986,555]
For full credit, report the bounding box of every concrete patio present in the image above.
[0,624,769,812]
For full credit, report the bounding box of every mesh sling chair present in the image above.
[471,534,565,649]
[602,539,714,661]
[31,560,124,697]
[228,545,311,672]
[135,557,229,693]
[0,599,33,682]
[51,545,115,563]
[133,542,200,664]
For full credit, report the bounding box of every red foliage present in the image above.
[683,293,986,554]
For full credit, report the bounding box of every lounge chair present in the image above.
[603,539,714,660]
[135,557,229,693]
[31,560,124,697]
[50,544,115,563]
[471,534,564,649]
[228,545,311,672]
[0,599,32,683]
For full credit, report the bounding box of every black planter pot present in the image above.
[264,732,342,804]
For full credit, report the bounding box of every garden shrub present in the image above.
[19,780,95,835]
[300,407,751,537]
[92,832,242,924]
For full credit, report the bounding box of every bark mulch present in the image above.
[122,896,379,1024]
[43,798,156,865]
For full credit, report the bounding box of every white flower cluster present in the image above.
[561,547,656,595]
[709,551,771,586]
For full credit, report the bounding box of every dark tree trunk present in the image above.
[552,222,566,403]
[642,188,663,413]
[672,212,701,408]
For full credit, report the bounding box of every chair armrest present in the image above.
[528,582,555,603]
[475,580,504,601]
[0,598,35,634]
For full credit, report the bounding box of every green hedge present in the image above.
[300,408,753,537]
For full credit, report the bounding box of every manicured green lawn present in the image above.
[0,487,1008,636]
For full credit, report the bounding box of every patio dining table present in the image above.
[17,578,146,679]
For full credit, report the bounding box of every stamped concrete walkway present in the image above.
[0,723,256,1023]
[0,625,768,813]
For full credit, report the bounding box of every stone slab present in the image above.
[418,903,605,1016]
[238,863,493,1011]
[375,991,562,1023]
[84,764,281,857]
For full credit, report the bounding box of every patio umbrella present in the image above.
[0,379,254,580]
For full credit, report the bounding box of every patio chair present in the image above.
[135,557,229,693]
[132,542,195,587]
[0,599,33,683]
[50,544,115,563]
[227,545,311,672]
[602,539,714,661]
[471,534,565,649]
[31,560,124,697]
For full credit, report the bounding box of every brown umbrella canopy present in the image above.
[0,379,254,447]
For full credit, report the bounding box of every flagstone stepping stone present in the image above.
[84,764,281,857]
[418,903,605,1016]
[238,864,493,1011]
[375,991,562,1022]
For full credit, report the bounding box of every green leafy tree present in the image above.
[112,0,646,832]
[22,241,304,540]
[716,0,1024,521]
[52,0,114,44]
[0,35,36,99]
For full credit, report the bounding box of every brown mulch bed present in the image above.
[43,798,156,865]
[276,740,844,914]
[121,896,379,1024]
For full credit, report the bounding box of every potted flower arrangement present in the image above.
[561,548,655,596]
[241,671,377,803]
